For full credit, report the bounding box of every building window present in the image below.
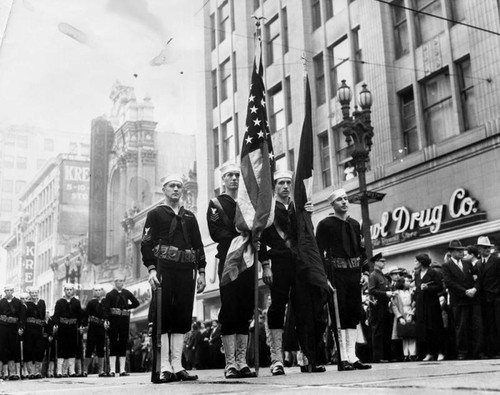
[15,180,26,193]
[422,70,453,145]
[234,113,240,155]
[282,8,289,54]
[311,0,322,30]
[44,138,54,151]
[220,58,231,102]
[232,52,237,93]
[392,0,409,58]
[451,0,466,22]
[399,88,418,154]
[285,77,292,125]
[0,199,12,212]
[3,155,14,168]
[334,123,354,180]
[275,154,287,171]
[329,37,351,99]
[457,57,477,130]
[314,53,325,105]
[325,0,334,20]
[288,148,295,172]
[222,118,235,163]
[212,69,218,108]
[266,16,281,65]
[16,156,27,169]
[218,0,229,44]
[352,27,363,83]
[269,85,285,133]
[415,0,443,45]
[210,13,216,50]
[17,135,28,148]
[2,180,13,193]
[0,220,10,233]
[319,133,331,187]
[213,127,220,168]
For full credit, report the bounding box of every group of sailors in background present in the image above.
[0,274,139,380]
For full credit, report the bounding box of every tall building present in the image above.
[0,125,89,243]
[2,154,90,311]
[197,0,500,319]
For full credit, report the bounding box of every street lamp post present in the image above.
[337,81,385,268]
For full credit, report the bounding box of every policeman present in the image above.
[142,174,206,383]
[104,274,139,377]
[0,285,25,380]
[83,285,108,376]
[53,283,83,377]
[24,287,46,379]
[207,163,257,379]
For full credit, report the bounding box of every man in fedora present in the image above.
[476,236,500,358]
[442,239,482,360]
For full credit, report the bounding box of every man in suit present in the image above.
[442,240,482,360]
[476,236,500,358]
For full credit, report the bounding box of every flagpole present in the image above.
[251,15,264,377]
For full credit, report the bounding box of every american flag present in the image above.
[220,43,275,286]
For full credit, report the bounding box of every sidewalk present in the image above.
[2,359,500,394]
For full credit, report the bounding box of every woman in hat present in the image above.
[414,254,444,361]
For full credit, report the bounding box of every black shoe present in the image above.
[159,371,177,383]
[301,364,326,373]
[239,366,257,378]
[457,354,467,361]
[271,364,285,376]
[9,375,20,381]
[339,361,354,371]
[119,372,129,376]
[225,367,239,379]
[353,361,371,370]
[98,372,107,377]
[176,370,198,381]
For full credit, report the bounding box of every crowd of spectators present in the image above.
[126,237,499,372]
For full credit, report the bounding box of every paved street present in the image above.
[2,359,500,395]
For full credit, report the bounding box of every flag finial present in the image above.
[251,15,267,40]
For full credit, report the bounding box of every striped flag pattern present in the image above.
[220,42,275,286]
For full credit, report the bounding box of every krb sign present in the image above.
[372,188,485,247]
[23,241,35,288]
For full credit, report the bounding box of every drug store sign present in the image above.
[371,188,486,247]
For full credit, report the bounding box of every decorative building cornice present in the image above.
[140,149,157,165]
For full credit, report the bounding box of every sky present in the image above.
[0,0,206,135]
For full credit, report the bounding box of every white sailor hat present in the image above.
[114,270,126,281]
[273,170,293,181]
[63,283,75,290]
[160,174,184,187]
[19,292,30,299]
[93,284,104,291]
[4,284,15,291]
[220,163,240,177]
[327,188,347,204]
